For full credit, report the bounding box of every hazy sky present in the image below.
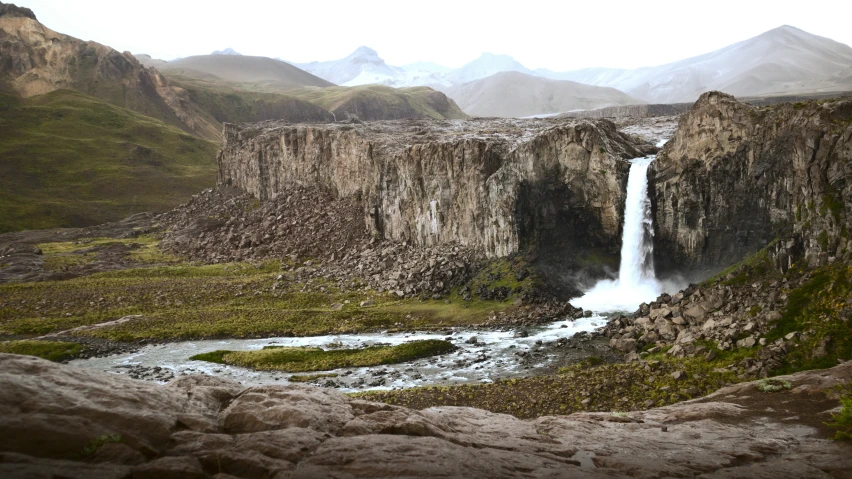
[18,0,852,70]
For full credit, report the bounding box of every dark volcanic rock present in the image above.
[651,91,852,276]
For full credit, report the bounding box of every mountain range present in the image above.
[544,25,852,103]
[131,24,852,117]
[447,71,641,117]
[275,25,852,109]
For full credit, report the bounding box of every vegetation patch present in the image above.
[355,357,738,419]
[0,90,217,233]
[0,340,84,361]
[756,378,792,392]
[766,264,852,373]
[827,391,852,441]
[190,339,455,372]
[35,235,179,272]
[0,258,515,340]
[704,240,780,287]
[454,256,538,302]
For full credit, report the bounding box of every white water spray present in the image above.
[573,155,662,313]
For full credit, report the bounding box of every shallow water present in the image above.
[70,315,606,391]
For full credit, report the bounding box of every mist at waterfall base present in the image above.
[573,154,683,314]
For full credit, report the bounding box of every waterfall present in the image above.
[573,154,661,313]
[617,156,656,286]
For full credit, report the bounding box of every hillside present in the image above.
[0,4,220,139]
[547,25,852,103]
[163,75,335,126]
[447,71,642,117]
[288,85,468,121]
[159,55,334,91]
[0,90,217,232]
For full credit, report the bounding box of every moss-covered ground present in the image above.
[0,340,84,361]
[765,263,852,374]
[190,339,455,372]
[0,250,515,341]
[355,356,739,419]
[0,90,217,233]
[36,235,180,272]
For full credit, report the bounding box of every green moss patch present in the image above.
[81,434,122,457]
[827,392,852,441]
[190,339,455,372]
[704,240,780,287]
[0,340,84,361]
[766,264,852,373]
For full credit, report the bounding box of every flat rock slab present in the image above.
[0,353,850,478]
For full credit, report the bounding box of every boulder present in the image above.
[609,338,637,353]
[683,304,708,323]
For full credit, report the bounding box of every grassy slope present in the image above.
[288,84,468,120]
[0,90,218,232]
[166,75,334,127]
[164,72,467,121]
[0,340,83,361]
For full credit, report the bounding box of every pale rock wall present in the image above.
[218,119,650,257]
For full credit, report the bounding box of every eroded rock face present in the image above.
[218,118,650,259]
[652,91,852,275]
[1,353,850,478]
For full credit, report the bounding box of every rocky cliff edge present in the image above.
[218,118,652,259]
[652,91,852,276]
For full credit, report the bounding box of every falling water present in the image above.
[573,155,661,313]
[617,156,656,285]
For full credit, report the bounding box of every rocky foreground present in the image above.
[1,354,850,478]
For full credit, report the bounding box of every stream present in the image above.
[70,315,606,391]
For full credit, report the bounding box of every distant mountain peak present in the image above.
[212,48,241,56]
[346,46,383,64]
[351,46,378,57]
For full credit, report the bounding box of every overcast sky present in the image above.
[18,0,852,70]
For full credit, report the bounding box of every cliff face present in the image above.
[651,91,852,275]
[218,118,650,259]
